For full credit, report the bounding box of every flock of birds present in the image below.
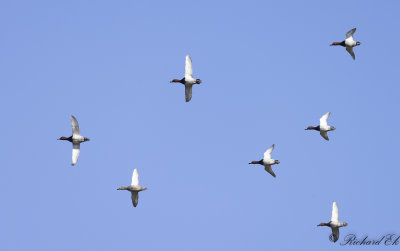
[57,28,361,243]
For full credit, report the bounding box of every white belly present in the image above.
[345,37,356,47]
[320,125,330,131]
[263,159,275,165]
[72,135,84,142]
[185,76,196,84]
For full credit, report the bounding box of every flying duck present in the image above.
[318,201,348,242]
[170,55,202,102]
[249,144,280,177]
[305,112,336,141]
[117,168,147,207]
[330,28,361,60]
[58,115,90,166]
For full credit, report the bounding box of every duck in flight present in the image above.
[249,144,280,178]
[117,168,147,207]
[305,112,336,141]
[170,55,202,102]
[330,28,361,60]
[318,201,348,242]
[58,115,90,166]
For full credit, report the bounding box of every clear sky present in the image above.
[1,0,400,250]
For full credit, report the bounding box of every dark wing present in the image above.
[346,47,355,60]
[331,227,339,242]
[345,28,356,38]
[264,165,276,178]
[320,131,329,141]
[131,191,139,207]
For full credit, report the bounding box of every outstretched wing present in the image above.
[131,168,139,186]
[71,115,80,136]
[345,28,356,38]
[263,144,274,159]
[319,112,330,128]
[331,227,339,242]
[131,191,139,207]
[185,55,193,78]
[346,47,355,60]
[72,143,80,166]
[264,165,276,178]
[331,201,339,222]
[320,131,329,141]
[185,84,193,102]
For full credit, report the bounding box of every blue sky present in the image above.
[1,0,400,250]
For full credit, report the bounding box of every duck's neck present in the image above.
[306,125,320,131]
[249,160,263,165]
[171,78,185,84]
[58,136,73,142]
[331,41,346,47]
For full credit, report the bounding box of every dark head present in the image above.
[317,223,329,227]
[196,79,202,84]
[305,126,317,130]
[275,160,280,164]
[117,186,128,190]
[84,137,90,142]
[58,136,69,140]
[356,42,361,46]
[170,79,182,83]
